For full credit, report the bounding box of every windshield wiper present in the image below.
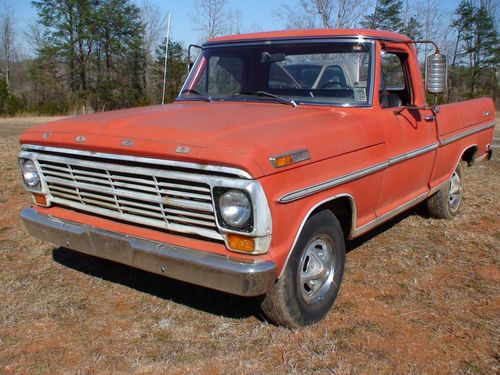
[238,91,298,108]
[180,88,212,102]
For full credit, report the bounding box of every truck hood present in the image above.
[20,101,384,178]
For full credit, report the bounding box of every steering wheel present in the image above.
[319,81,354,90]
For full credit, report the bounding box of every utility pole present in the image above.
[161,12,171,105]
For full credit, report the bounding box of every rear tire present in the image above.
[426,162,464,219]
[260,210,345,328]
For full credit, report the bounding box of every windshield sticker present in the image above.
[354,88,367,102]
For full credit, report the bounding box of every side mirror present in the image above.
[187,44,202,72]
[425,53,447,94]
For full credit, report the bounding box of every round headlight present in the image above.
[22,160,41,188]
[219,189,251,228]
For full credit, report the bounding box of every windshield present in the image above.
[179,40,374,106]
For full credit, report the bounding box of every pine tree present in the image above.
[401,16,423,41]
[450,0,498,99]
[362,0,405,32]
[154,40,186,104]
[32,0,146,111]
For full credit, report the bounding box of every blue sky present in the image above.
[5,0,462,49]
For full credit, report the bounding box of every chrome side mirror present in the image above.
[425,53,447,94]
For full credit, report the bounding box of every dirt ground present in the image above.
[0,116,498,374]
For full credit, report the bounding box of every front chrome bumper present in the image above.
[21,208,277,296]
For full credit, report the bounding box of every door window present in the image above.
[380,52,411,107]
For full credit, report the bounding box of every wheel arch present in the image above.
[430,143,477,197]
[460,144,478,166]
[278,193,356,278]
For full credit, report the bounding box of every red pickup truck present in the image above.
[18,29,495,328]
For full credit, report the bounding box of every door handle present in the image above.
[424,115,436,122]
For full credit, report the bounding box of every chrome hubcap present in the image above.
[299,236,335,305]
[449,170,462,211]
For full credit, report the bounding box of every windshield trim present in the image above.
[176,96,373,108]
[203,37,375,48]
[204,35,405,47]
[178,38,376,108]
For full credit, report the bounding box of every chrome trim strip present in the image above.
[388,143,438,165]
[204,37,377,48]
[368,39,376,106]
[279,122,495,204]
[278,193,356,278]
[21,144,253,179]
[278,139,450,204]
[279,160,388,203]
[21,208,276,296]
[353,192,428,237]
[439,122,496,146]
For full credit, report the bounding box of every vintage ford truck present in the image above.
[18,29,495,327]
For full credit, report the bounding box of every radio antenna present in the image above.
[161,12,171,105]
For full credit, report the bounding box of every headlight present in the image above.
[218,189,252,228]
[21,160,41,189]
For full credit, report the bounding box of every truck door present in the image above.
[376,49,437,217]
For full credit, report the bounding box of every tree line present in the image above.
[0,0,498,116]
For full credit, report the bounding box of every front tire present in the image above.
[260,210,345,328]
[426,162,464,219]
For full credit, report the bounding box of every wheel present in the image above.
[260,210,345,328]
[426,162,464,219]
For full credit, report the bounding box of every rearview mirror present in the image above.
[425,53,447,94]
[261,52,286,63]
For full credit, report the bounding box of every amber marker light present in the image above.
[273,155,294,168]
[32,193,47,206]
[269,149,310,168]
[227,233,255,253]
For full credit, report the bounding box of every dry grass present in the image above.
[0,116,498,374]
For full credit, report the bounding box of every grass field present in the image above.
[0,116,498,374]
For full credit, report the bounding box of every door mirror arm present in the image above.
[393,105,440,116]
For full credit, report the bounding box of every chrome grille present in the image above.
[31,150,224,241]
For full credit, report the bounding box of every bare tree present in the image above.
[273,0,331,29]
[25,22,47,57]
[141,0,168,58]
[415,0,444,57]
[228,9,243,35]
[191,0,231,40]
[140,0,168,100]
[313,0,333,27]
[0,6,16,88]
[274,0,370,30]
[335,0,371,28]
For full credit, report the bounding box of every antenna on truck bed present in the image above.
[161,12,172,105]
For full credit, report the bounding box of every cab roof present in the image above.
[207,29,411,45]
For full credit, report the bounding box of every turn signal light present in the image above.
[227,233,255,253]
[273,155,294,168]
[33,193,47,206]
[269,149,310,168]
